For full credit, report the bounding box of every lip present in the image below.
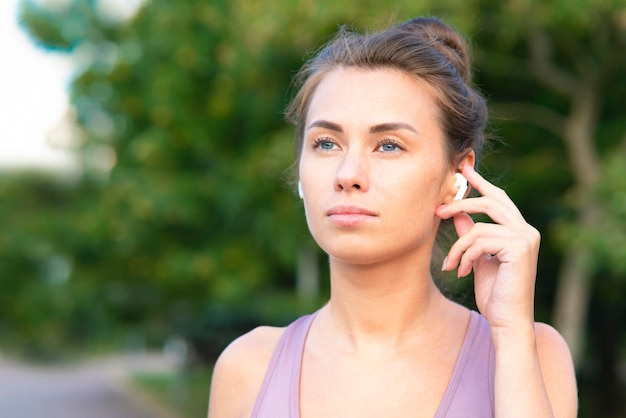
[326,205,378,227]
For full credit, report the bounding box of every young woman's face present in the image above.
[299,67,459,266]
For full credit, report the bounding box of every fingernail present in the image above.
[441,256,448,271]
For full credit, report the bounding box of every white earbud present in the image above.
[453,173,468,201]
[298,181,304,199]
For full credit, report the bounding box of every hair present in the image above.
[285,17,488,167]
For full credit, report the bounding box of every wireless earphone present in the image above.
[453,173,468,201]
[298,181,304,199]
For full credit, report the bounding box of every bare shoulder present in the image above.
[208,325,285,418]
[534,322,579,417]
[533,322,575,370]
[220,325,285,366]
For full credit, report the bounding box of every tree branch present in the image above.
[489,102,566,138]
[563,83,601,187]
[473,46,532,80]
[528,29,578,96]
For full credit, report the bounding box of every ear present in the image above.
[458,149,475,169]
[445,150,475,203]
[455,150,475,200]
[454,150,476,200]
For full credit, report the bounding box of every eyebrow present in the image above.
[307,120,418,135]
[370,122,418,134]
[307,120,343,132]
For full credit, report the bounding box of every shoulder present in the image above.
[216,325,286,374]
[208,325,285,418]
[533,322,579,417]
[533,322,575,375]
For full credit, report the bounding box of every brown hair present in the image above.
[286,17,488,167]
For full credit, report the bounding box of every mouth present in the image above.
[326,205,378,227]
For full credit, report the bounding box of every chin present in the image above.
[321,241,406,267]
[315,230,436,268]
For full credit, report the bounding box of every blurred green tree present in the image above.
[14,0,319,359]
[5,0,626,414]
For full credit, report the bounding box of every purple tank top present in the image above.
[251,310,495,417]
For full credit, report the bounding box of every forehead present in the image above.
[306,67,442,129]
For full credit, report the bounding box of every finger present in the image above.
[457,234,538,278]
[461,165,503,199]
[457,238,503,277]
[436,168,523,225]
[454,196,522,225]
[453,212,474,237]
[465,165,523,212]
[443,223,517,271]
[436,196,523,229]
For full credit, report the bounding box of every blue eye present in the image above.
[378,139,402,152]
[313,137,337,150]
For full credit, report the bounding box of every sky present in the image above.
[0,0,76,171]
[0,0,145,172]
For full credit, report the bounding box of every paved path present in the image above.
[0,353,180,418]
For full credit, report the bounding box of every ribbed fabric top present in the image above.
[251,310,495,418]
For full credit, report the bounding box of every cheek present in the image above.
[379,164,447,207]
[298,150,319,180]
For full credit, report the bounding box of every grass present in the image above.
[133,365,213,417]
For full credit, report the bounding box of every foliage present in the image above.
[11,0,317,359]
[4,0,626,414]
[555,146,626,275]
[133,366,213,418]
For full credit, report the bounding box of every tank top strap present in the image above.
[434,310,495,417]
[252,310,494,418]
[251,313,317,418]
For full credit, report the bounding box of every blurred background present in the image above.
[0,0,624,416]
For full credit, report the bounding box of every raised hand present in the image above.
[436,165,541,332]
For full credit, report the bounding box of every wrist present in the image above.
[490,322,537,352]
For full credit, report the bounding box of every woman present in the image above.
[208,17,577,417]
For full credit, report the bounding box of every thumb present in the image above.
[453,212,474,237]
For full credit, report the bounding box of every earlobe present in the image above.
[453,173,468,201]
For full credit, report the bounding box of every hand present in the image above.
[435,165,541,332]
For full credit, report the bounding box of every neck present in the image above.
[323,251,452,353]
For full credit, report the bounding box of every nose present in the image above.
[334,150,369,192]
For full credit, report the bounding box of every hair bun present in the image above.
[399,17,471,83]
